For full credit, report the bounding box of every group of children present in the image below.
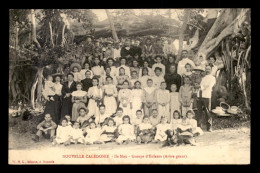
[33,104,203,146]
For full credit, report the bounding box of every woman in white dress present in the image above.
[131,81,144,118]
[71,82,88,121]
[87,78,103,116]
[79,62,93,80]
[102,76,118,115]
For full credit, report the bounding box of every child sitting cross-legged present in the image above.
[186,110,204,137]
[84,122,102,145]
[68,121,85,144]
[32,114,57,143]
[132,110,144,134]
[171,110,182,133]
[116,115,136,145]
[153,116,172,143]
[136,116,155,144]
[99,118,117,144]
[52,119,71,146]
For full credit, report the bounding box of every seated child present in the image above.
[84,122,102,145]
[32,114,57,143]
[113,107,124,127]
[136,116,155,144]
[52,119,71,146]
[69,121,85,144]
[76,107,92,127]
[154,116,172,143]
[132,110,143,134]
[42,75,55,101]
[186,110,204,137]
[100,118,117,143]
[171,110,182,132]
[149,109,161,127]
[65,115,72,126]
[95,104,110,126]
[116,115,136,145]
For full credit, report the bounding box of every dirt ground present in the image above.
[8,127,250,164]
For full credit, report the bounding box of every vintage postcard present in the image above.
[9,8,251,164]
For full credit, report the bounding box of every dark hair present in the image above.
[67,73,74,78]
[83,62,91,68]
[147,78,153,82]
[134,80,141,86]
[143,115,149,120]
[92,77,99,83]
[136,110,142,113]
[155,55,162,60]
[60,118,68,125]
[160,81,166,85]
[141,67,149,76]
[106,76,113,81]
[185,63,192,68]
[122,115,131,124]
[173,110,181,119]
[123,80,129,85]
[99,104,106,108]
[78,107,87,112]
[85,70,92,75]
[152,109,158,112]
[208,56,216,61]
[186,110,195,116]
[117,107,123,112]
[182,50,188,54]
[131,70,137,75]
[154,67,162,72]
[106,58,114,63]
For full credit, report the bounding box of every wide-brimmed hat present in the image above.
[77,105,89,113]
[211,106,231,116]
[70,62,82,71]
[192,66,205,72]
[227,106,239,114]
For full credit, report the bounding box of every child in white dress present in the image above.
[131,81,144,118]
[171,110,182,132]
[65,115,72,126]
[116,115,136,145]
[72,66,81,82]
[136,116,155,144]
[84,122,102,145]
[69,121,85,144]
[186,110,204,136]
[100,118,117,143]
[118,80,132,117]
[152,67,165,89]
[52,119,71,145]
[42,75,55,101]
[103,76,118,115]
[156,82,170,122]
[170,84,181,117]
[139,67,151,89]
[87,78,103,116]
[154,116,172,142]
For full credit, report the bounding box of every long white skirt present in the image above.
[104,96,117,115]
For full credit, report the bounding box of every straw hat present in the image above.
[211,106,225,114]
[70,62,82,72]
[227,106,239,114]
[192,66,205,72]
[77,105,89,114]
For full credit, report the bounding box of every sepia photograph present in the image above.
[8,8,251,164]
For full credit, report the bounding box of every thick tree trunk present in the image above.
[106,9,119,42]
[31,9,41,48]
[176,9,191,63]
[194,8,250,63]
